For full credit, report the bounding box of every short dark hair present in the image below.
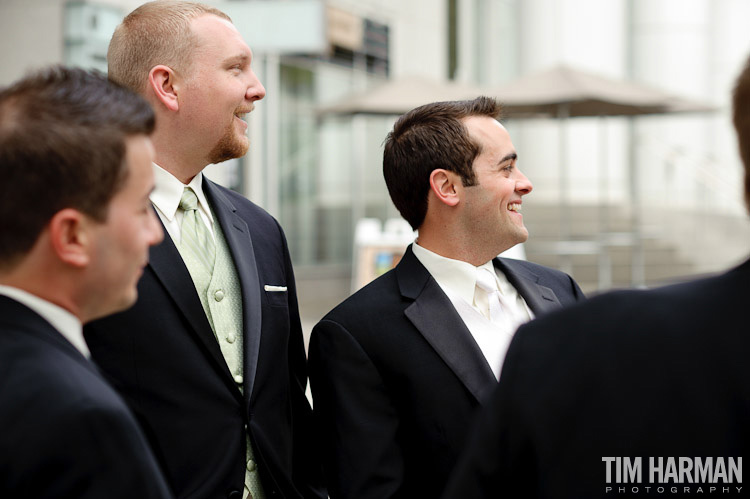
[733,56,750,213]
[383,96,502,230]
[0,66,155,267]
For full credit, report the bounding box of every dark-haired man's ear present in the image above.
[429,169,461,207]
[48,209,91,268]
[148,65,180,112]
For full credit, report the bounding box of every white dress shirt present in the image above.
[0,285,88,357]
[412,242,533,379]
[150,164,215,245]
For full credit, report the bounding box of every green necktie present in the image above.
[179,187,215,274]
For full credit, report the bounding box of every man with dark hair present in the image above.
[0,66,169,498]
[442,61,750,499]
[309,96,584,498]
[83,2,324,498]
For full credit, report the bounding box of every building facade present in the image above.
[2,0,749,317]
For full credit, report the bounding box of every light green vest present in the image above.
[178,210,265,499]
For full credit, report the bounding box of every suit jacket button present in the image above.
[227,490,242,499]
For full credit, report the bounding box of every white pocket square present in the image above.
[264,285,287,292]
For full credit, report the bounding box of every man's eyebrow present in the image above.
[222,53,251,65]
[498,152,517,164]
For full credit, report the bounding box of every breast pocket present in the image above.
[263,285,288,308]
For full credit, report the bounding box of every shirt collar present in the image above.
[412,242,499,305]
[0,285,88,357]
[150,163,213,223]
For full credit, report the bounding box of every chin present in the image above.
[86,292,136,322]
[513,224,529,241]
[113,290,139,315]
[208,136,249,164]
[235,137,249,157]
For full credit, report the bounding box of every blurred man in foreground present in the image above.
[0,66,169,498]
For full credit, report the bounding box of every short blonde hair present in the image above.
[107,0,231,92]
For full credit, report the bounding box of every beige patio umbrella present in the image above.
[493,65,713,118]
[319,67,712,117]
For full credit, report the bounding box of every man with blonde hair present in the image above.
[84,2,324,498]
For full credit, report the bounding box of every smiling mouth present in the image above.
[234,113,249,130]
[508,203,522,213]
[234,105,254,119]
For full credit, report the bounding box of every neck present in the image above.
[418,203,516,265]
[151,129,206,185]
[0,265,83,321]
[416,227,501,267]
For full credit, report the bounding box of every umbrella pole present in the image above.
[558,104,572,275]
[628,118,645,288]
[598,115,612,290]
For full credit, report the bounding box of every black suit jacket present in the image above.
[0,296,173,499]
[84,180,324,499]
[308,245,584,498]
[444,258,750,499]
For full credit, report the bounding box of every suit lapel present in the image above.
[495,258,561,315]
[203,181,262,401]
[147,219,237,386]
[399,246,497,405]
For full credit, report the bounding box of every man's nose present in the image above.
[246,71,266,101]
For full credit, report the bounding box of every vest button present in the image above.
[246,459,257,472]
[234,374,243,384]
[226,333,236,344]
[214,289,225,301]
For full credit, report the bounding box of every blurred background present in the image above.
[2,0,750,335]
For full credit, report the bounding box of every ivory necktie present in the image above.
[475,267,504,325]
[179,187,215,274]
